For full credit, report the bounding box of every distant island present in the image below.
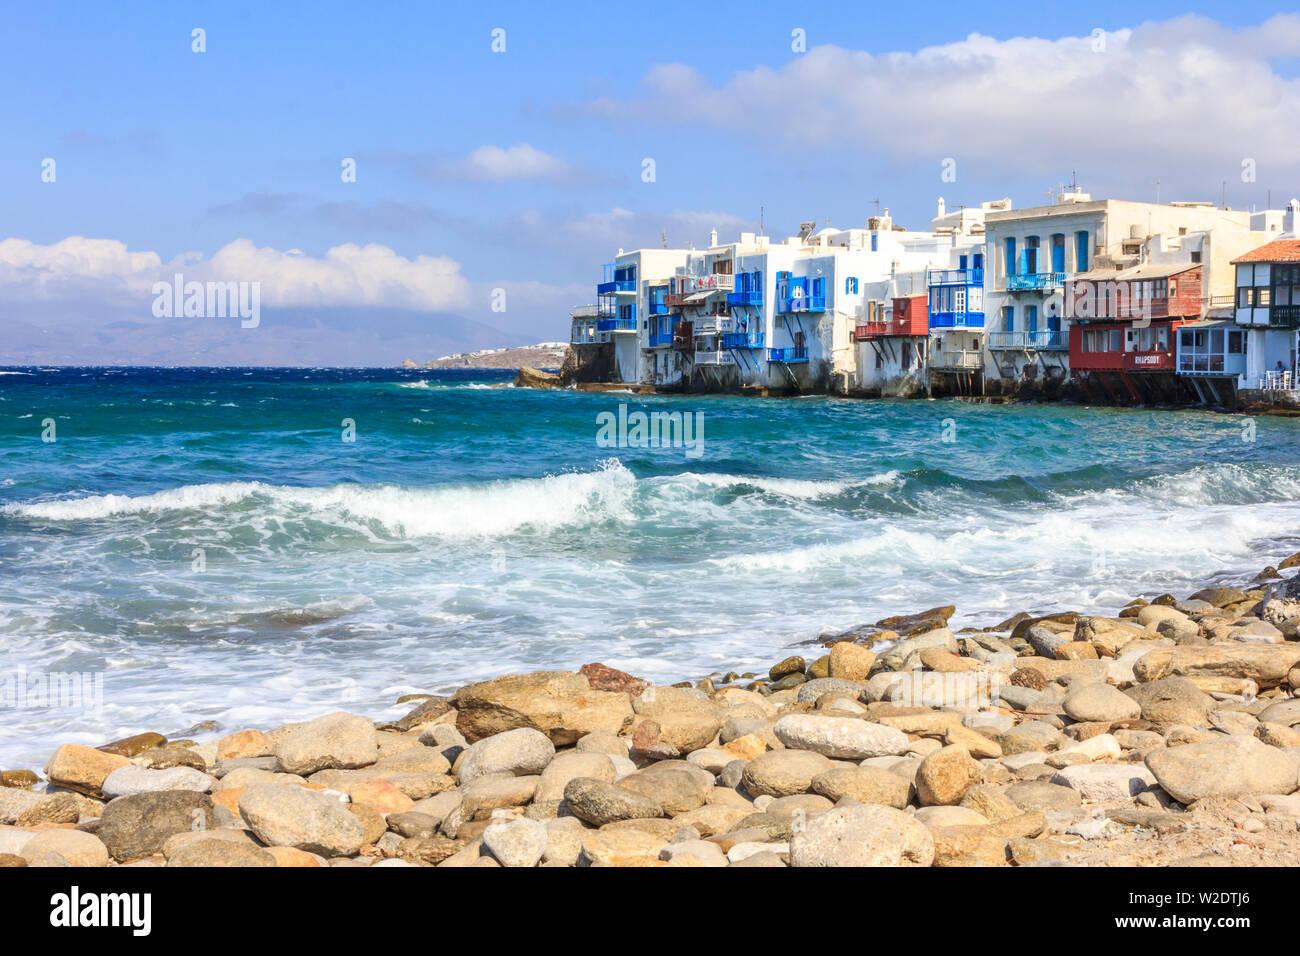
[400,342,567,371]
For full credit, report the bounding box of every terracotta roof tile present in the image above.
[1231,240,1300,264]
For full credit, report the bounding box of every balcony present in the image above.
[768,346,809,363]
[852,321,890,341]
[928,311,985,329]
[988,331,1067,350]
[598,262,637,296]
[726,290,764,307]
[1006,272,1065,292]
[721,331,765,349]
[692,314,735,336]
[648,331,675,347]
[778,295,826,314]
[931,350,983,370]
[596,317,637,333]
[693,350,735,366]
[929,268,983,286]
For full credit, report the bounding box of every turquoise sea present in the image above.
[1,366,1299,769]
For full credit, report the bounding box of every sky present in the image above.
[2,0,1299,365]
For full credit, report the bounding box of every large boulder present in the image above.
[1124,677,1213,728]
[562,778,663,826]
[1062,683,1141,723]
[43,744,131,797]
[534,752,617,803]
[789,804,934,867]
[98,791,216,862]
[741,751,836,798]
[810,767,911,808]
[274,712,378,775]
[455,671,634,745]
[20,830,109,868]
[631,686,721,754]
[238,784,366,857]
[455,727,555,785]
[1050,765,1158,802]
[915,745,982,806]
[1134,645,1300,689]
[513,366,563,389]
[772,715,908,759]
[101,765,214,799]
[1145,735,1299,804]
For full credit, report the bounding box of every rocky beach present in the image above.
[3,550,1300,868]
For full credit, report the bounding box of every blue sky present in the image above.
[2,0,1298,364]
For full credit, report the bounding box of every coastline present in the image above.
[4,547,1300,867]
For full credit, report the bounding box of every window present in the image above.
[1005,238,1017,276]
[870,234,878,252]
[1109,329,1123,351]
[1051,234,1065,273]
[1228,331,1245,354]
[1026,305,1038,334]
[1002,306,1014,332]
[1190,251,1201,263]
[1239,287,1252,308]
[902,341,913,369]
[973,253,983,271]
[1025,236,1040,274]
[845,277,858,294]
[1259,287,1271,306]
[1075,231,1090,272]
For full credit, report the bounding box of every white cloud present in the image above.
[583,15,1300,178]
[389,143,591,183]
[0,236,471,312]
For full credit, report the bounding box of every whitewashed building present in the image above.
[982,191,1257,393]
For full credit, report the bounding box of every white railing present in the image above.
[693,350,735,366]
[677,273,735,294]
[931,350,983,370]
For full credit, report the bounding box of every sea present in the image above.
[1,365,1298,769]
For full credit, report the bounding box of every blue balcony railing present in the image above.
[726,290,764,307]
[596,317,637,333]
[929,268,983,286]
[721,331,765,349]
[597,279,636,294]
[598,262,637,295]
[768,346,809,363]
[988,330,1066,350]
[1005,272,1065,292]
[929,311,986,329]
[777,296,826,313]
[648,331,675,347]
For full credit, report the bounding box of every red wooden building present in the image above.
[852,294,928,340]
[1066,263,1203,403]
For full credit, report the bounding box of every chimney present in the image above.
[936,197,946,218]
[709,228,718,247]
